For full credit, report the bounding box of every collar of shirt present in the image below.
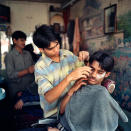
[41,49,68,66]
[13,48,27,56]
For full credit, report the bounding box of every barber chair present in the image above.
[14,100,43,130]
[31,115,58,129]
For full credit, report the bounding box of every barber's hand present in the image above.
[78,51,89,61]
[69,78,88,95]
[28,65,34,74]
[67,66,92,82]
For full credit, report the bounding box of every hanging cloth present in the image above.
[73,17,80,55]
[61,33,70,50]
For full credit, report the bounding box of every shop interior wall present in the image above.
[71,0,131,117]
[0,1,60,73]
[0,1,60,35]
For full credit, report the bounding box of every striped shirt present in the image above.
[35,49,84,117]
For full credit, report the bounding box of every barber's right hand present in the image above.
[67,66,92,82]
[28,65,34,74]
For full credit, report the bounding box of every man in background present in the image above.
[5,31,36,106]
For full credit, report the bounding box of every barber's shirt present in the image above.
[35,49,83,117]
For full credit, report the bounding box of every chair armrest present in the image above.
[31,116,57,128]
[23,101,40,107]
[38,117,57,124]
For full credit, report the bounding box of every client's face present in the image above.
[87,60,110,85]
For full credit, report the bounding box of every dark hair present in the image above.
[33,24,57,49]
[24,44,34,52]
[11,31,26,47]
[12,31,27,40]
[89,50,114,72]
[24,44,40,63]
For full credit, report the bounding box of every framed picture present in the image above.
[104,4,117,34]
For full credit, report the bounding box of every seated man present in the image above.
[58,51,128,131]
[5,31,35,104]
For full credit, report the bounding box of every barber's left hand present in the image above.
[69,78,88,94]
[78,51,89,61]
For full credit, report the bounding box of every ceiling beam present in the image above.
[3,0,67,4]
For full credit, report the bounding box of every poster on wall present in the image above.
[81,12,104,40]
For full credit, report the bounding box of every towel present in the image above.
[63,85,128,131]
[73,17,80,56]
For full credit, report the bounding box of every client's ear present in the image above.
[105,72,111,78]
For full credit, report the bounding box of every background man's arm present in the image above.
[18,65,34,77]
